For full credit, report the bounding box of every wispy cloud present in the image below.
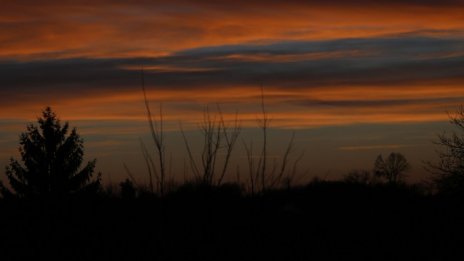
[1,1,464,59]
[2,35,464,90]
[1,34,463,127]
[338,144,415,151]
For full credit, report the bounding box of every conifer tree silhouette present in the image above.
[1,107,101,198]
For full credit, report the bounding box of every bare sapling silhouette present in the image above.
[181,105,241,187]
[140,68,168,196]
[243,86,305,194]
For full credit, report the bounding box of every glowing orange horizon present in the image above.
[0,84,460,130]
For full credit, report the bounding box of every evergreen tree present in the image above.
[0,107,101,198]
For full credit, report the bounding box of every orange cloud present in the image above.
[1,1,463,130]
[0,84,459,130]
[1,2,464,59]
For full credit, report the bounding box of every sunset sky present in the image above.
[1,0,464,184]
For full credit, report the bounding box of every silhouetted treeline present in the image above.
[1,180,464,261]
[3,106,464,260]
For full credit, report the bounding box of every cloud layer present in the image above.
[1,34,463,127]
[1,1,463,181]
[1,1,464,59]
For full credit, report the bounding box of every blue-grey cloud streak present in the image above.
[1,34,463,106]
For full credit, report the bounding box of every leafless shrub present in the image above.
[426,106,464,193]
[181,105,241,186]
[243,86,307,194]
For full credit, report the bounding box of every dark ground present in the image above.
[1,182,463,261]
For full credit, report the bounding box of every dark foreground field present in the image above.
[1,182,463,261]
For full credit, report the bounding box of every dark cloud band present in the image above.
[1,34,463,96]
